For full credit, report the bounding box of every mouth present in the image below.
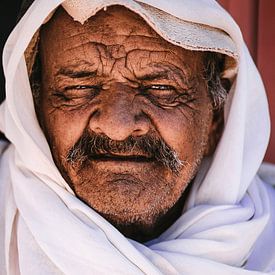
[89,153,155,163]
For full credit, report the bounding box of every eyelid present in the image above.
[147,85,175,90]
[52,85,101,101]
[64,85,100,91]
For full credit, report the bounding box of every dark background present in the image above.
[0,0,22,103]
[1,1,274,163]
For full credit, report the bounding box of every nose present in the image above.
[89,90,150,141]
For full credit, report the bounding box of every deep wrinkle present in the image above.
[38,6,216,241]
[51,56,195,111]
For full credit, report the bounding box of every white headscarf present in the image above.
[1,0,275,274]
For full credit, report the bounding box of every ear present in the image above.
[204,107,224,156]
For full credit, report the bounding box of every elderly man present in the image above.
[1,0,275,274]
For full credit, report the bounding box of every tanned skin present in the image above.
[38,6,216,242]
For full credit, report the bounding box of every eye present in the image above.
[139,84,194,108]
[52,85,101,107]
[65,85,100,92]
[71,85,92,90]
[146,84,175,91]
[142,85,177,99]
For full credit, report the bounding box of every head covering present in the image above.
[1,0,275,274]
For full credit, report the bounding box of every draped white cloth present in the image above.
[1,0,275,274]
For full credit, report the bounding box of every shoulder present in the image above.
[245,163,275,272]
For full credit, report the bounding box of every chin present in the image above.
[58,154,201,241]
[71,170,193,242]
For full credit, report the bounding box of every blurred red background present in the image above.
[218,0,275,163]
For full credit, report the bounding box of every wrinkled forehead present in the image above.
[24,2,238,79]
[40,6,201,61]
[39,6,205,87]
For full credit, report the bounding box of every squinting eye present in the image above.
[147,85,175,91]
[52,85,101,107]
[67,85,92,90]
[61,85,100,100]
[139,84,179,107]
[142,85,177,98]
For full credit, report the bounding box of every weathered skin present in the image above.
[38,6,216,241]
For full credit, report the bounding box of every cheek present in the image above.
[143,98,213,162]
[39,101,89,161]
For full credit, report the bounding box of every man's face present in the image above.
[38,6,214,240]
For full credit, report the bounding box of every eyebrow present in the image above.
[136,65,187,83]
[137,71,171,81]
[56,68,97,79]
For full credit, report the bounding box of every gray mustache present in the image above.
[66,130,184,174]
